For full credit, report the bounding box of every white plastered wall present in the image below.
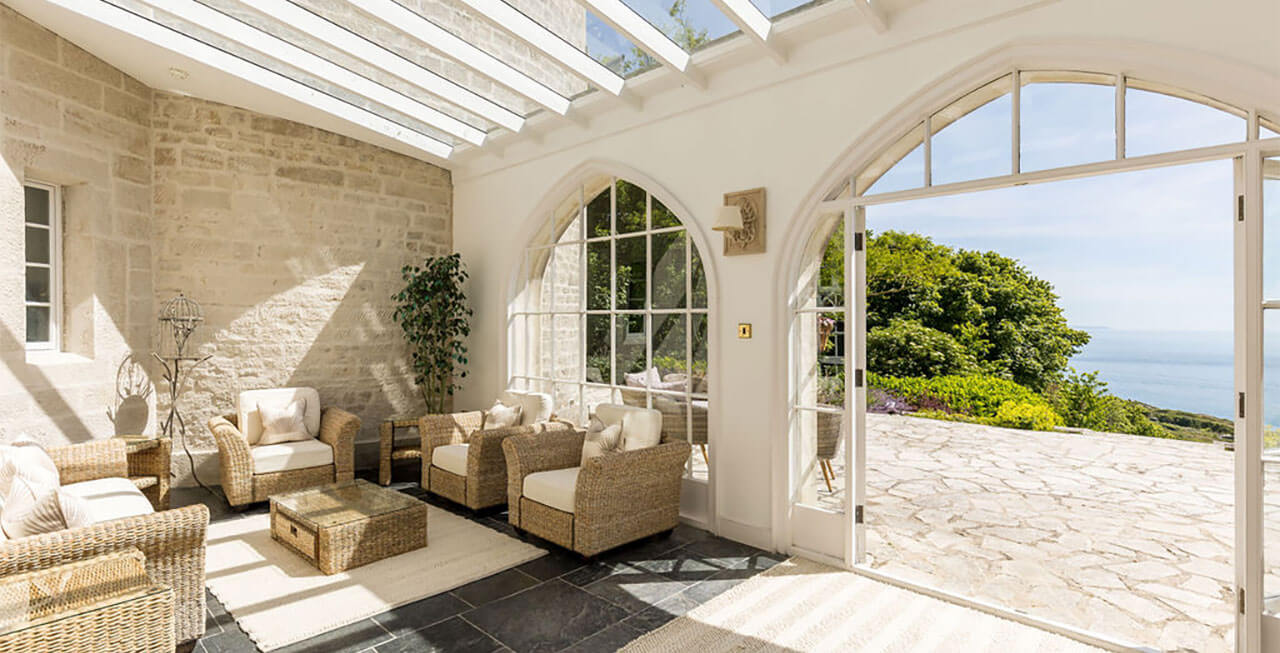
[452,0,1280,550]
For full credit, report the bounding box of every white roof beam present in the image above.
[141,0,496,144]
[708,0,786,64]
[39,0,452,160]
[291,0,571,119]
[853,0,888,33]
[454,0,626,96]
[576,0,706,89]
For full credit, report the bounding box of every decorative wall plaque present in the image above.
[723,187,766,256]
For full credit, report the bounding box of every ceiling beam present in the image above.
[453,0,626,96]
[39,0,453,159]
[708,0,786,64]
[340,0,572,117]
[853,0,888,33]
[575,0,706,89]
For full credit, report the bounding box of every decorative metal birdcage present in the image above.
[153,293,213,490]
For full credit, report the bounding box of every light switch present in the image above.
[738,323,752,339]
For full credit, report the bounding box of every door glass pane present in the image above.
[691,244,708,308]
[651,231,687,309]
[587,187,611,238]
[931,75,1013,185]
[26,306,49,343]
[615,179,646,234]
[25,266,50,303]
[25,226,50,264]
[796,407,844,512]
[587,241,611,310]
[615,313,647,386]
[1267,156,1280,300]
[616,235,647,310]
[1020,74,1115,172]
[586,315,611,384]
[1125,83,1246,157]
[24,186,49,225]
[1267,157,1280,615]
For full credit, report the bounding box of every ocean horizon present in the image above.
[1069,327,1280,426]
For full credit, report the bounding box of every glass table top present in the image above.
[271,479,424,529]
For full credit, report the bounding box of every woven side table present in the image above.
[117,436,171,510]
[0,549,174,653]
[270,479,428,574]
[379,416,422,485]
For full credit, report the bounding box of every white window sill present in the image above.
[25,350,92,366]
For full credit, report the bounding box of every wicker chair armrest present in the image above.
[419,412,484,459]
[46,440,129,485]
[503,428,584,489]
[576,441,691,522]
[206,415,253,507]
[0,504,210,644]
[318,407,360,482]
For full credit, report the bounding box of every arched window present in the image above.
[511,176,711,480]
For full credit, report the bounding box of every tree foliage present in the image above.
[393,254,472,413]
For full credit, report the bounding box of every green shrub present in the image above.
[992,401,1061,431]
[868,372,1047,418]
[1046,369,1167,438]
[867,319,976,379]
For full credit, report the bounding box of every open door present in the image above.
[1256,152,1280,649]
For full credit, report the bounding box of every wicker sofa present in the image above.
[0,439,210,647]
[206,388,361,507]
[502,404,691,556]
[421,391,569,510]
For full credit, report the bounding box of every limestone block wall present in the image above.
[151,93,452,482]
[0,4,156,446]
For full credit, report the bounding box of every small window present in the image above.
[24,182,60,350]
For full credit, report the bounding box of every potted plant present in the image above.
[814,373,844,461]
[392,253,473,413]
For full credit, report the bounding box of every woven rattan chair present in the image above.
[206,389,361,508]
[0,439,210,647]
[420,406,572,511]
[502,404,691,557]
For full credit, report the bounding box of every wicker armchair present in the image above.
[207,402,360,508]
[502,405,691,556]
[0,439,210,647]
[420,411,573,510]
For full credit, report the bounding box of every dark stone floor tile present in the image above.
[630,547,726,585]
[464,580,628,653]
[681,571,748,604]
[370,592,470,637]
[198,628,257,653]
[581,567,686,614]
[451,568,540,607]
[374,617,503,653]
[669,523,714,546]
[204,607,224,636]
[623,591,701,633]
[274,618,392,653]
[681,537,768,570]
[559,622,645,653]
[515,550,587,581]
[595,531,683,565]
[561,561,619,588]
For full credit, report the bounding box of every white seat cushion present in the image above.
[61,477,154,525]
[431,444,469,477]
[522,467,580,514]
[250,440,333,474]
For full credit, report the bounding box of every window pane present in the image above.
[931,75,1013,185]
[549,245,583,313]
[691,243,708,309]
[692,313,708,395]
[616,179,646,233]
[26,306,50,343]
[584,385,616,417]
[818,219,844,308]
[1020,78,1115,172]
[587,241,611,310]
[587,187,611,238]
[586,315,611,384]
[615,313,647,385]
[1125,85,1246,157]
[651,231,687,309]
[555,200,582,244]
[25,226,50,264]
[24,186,49,225]
[652,196,680,229]
[1267,156,1280,301]
[860,123,925,196]
[616,234,647,310]
[652,313,688,383]
[554,383,583,424]
[537,314,553,377]
[553,315,581,381]
[26,266,50,303]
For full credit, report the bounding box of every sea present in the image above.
[1070,328,1280,426]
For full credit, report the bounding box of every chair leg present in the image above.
[820,460,833,493]
[699,444,709,466]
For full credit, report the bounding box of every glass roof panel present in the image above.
[616,0,739,52]
[748,0,819,18]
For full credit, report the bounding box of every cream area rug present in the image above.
[205,505,545,651]
[623,558,1105,653]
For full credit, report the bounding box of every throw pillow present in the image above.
[256,399,313,446]
[483,401,523,430]
[0,436,59,500]
[623,367,663,388]
[1,476,88,539]
[581,417,624,465]
[621,410,662,451]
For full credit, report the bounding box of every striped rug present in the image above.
[622,557,1105,653]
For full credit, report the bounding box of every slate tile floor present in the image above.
[183,472,784,653]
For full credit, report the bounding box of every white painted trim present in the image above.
[708,0,786,64]
[21,180,60,352]
[575,0,704,89]
[852,0,888,33]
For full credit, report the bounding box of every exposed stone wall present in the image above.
[151,93,451,482]
[0,4,155,445]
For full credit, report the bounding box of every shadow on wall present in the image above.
[108,354,152,435]
[0,324,95,443]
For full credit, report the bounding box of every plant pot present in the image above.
[816,410,843,460]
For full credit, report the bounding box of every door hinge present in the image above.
[1238,392,1246,419]
[855,505,864,524]
[853,232,864,251]
[1238,587,1245,614]
[1238,194,1245,221]
[854,369,864,388]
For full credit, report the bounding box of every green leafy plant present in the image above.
[868,372,1049,419]
[816,373,844,407]
[992,401,1061,431]
[393,254,472,413]
[1044,369,1167,438]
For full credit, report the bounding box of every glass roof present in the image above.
[748,0,819,18]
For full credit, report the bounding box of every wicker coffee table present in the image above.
[269,479,428,574]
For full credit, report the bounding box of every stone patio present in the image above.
[810,413,1280,653]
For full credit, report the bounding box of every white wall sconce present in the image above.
[715,188,766,255]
